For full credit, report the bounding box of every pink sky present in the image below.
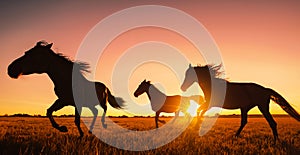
[0,1,300,116]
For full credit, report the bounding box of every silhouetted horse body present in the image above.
[134,80,204,128]
[8,41,124,137]
[181,64,300,142]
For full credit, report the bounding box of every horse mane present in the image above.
[207,64,223,79]
[36,41,90,74]
[55,53,90,74]
[196,64,225,79]
[74,61,91,74]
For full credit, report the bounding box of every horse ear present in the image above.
[46,43,53,49]
[189,64,192,68]
[36,41,42,47]
[147,81,151,84]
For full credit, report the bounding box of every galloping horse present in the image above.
[134,80,204,128]
[8,41,125,137]
[181,64,300,142]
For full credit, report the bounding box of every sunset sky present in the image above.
[1,1,300,117]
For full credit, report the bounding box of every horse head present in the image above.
[134,79,151,97]
[181,64,198,91]
[8,41,54,78]
[181,63,224,91]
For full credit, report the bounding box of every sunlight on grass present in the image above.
[0,117,299,154]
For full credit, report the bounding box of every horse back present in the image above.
[81,81,106,107]
[157,95,184,113]
[221,82,267,109]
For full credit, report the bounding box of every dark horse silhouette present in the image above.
[181,64,300,142]
[134,80,204,128]
[7,41,125,137]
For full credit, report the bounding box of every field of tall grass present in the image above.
[0,116,299,154]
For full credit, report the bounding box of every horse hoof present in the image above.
[103,124,107,129]
[58,126,68,132]
[88,130,93,134]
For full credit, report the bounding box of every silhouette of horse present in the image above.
[181,64,300,142]
[7,41,125,137]
[134,80,204,128]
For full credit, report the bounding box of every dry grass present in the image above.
[0,117,299,154]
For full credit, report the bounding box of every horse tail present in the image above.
[268,88,300,121]
[106,87,125,109]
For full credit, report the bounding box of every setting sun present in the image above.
[187,100,199,117]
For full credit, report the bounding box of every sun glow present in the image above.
[187,100,199,117]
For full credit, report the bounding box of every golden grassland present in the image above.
[0,117,299,154]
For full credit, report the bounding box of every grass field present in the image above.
[0,116,299,154]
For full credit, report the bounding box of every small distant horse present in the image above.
[134,80,204,128]
[181,64,300,142]
[8,41,125,137]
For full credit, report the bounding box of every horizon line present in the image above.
[0,113,293,118]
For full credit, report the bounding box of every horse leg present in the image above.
[46,99,67,132]
[196,106,201,118]
[198,103,209,119]
[171,111,180,123]
[196,106,208,126]
[183,110,192,123]
[100,100,108,128]
[155,110,165,124]
[88,106,98,133]
[200,108,208,117]
[158,118,166,124]
[258,105,278,142]
[197,106,203,119]
[155,112,161,128]
[75,107,84,137]
[235,108,249,137]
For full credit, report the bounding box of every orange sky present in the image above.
[1,1,300,117]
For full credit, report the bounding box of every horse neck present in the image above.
[196,72,212,101]
[146,84,166,101]
[46,56,74,87]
